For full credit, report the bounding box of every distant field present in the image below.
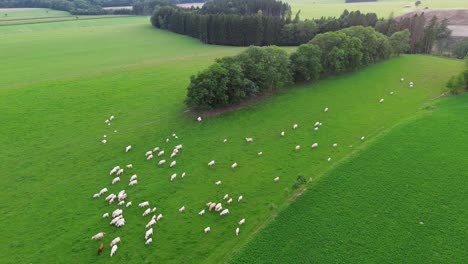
[286,0,468,19]
[0,8,70,19]
[231,93,468,263]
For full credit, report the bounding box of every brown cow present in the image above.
[97,243,104,255]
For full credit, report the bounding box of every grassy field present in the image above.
[0,8,70,19]
[0,15,465,263]
[231,93,468,263]
[286,0,468,19]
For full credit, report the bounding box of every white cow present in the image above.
[215,180,222,185]
[236,227,240,236]
[110,237,121,247]
[110,245,118,257]
[293,124,298,129]
[245,137,253,143]
[145,228,153,240]
[223,194,229,200]
[102,213,109,218]
[227,198,233,204]
[105,193,116,201]
[116,169,124,176]
[156,214,163,221]
[400,78,404,82]
[239,218,245,225]
[314,127,319,131]
[324,107,329,112]
[126,202,132,208]
[170,161,176,168]
[220,209,229,216]
[101,139,107,144]
[223,139,228,143]
[231,162,238,169]
[258,151,263,156]
[327,157,332,162]
[390,91,394,95]
[204,227,211,233]
[118,200,125,206]
[145,150,153,157]
[199,209,205,216]
[281,131,285,137]
[379,98,384,103]
[158,159,166,166]
[126,164,133,169]
[109,167,119,176]
[274,177,280,182]
[130,174,137,182]
[147,154,153,161]
[332,143,338,148]
[151,207,157,213]
[143,208,151,216]
[179,206,185,213]
[215,203,222,212]
[112,177,120,185]
[238,195,243,202]
[146,219,156,228]
[361,136,365,140]
[197,116,202,122]
[295,145,300,151]
[125,145,132,152]
[99,187,108,195]
[93,193,100,199]
[153,147,160,152]
[181,172,186,178]
[145,238,153,245]
[139,201,149,208]
[170,173,177,182]
[208,160,215,167]
[311,143,318,148]
[112,209,123,218]
[158,150,165,157]
[129,180,138,186]
[91,232,105,240]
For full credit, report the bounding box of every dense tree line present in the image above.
[186,26,407,110]
[151,4,381,46]
[201,0,290,17]
[375,13,451,54]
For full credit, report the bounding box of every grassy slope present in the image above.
[0,17,464,263]
[231,93,468,263]
[286,0,468,19]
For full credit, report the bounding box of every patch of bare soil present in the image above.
[448,25,468,37]
[398,9,468,25]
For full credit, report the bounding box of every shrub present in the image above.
[453,40,468,59]
[292,175,307,190]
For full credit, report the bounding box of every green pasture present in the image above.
[0,14,465,264]
[231,93,468,263]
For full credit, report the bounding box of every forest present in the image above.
[151,0,450,50]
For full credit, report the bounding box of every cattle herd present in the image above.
[92,78,414,257]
